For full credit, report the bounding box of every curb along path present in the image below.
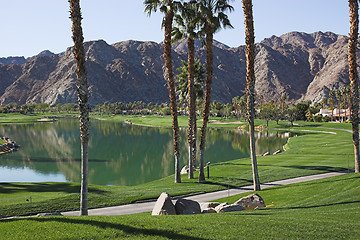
[62,171,349,216]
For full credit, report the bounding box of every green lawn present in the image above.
[1,173,359,240]
[0,113,77,124]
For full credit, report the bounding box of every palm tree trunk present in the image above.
[242,0,261,191]
[198,22,214,183]
[187,36,195,179]
[349,0,360,173]
[68,0,90,215]
[164,8,181,183]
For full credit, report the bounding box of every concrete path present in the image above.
[62,171,348,216]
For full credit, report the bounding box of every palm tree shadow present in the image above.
[260,200,360,211]
[0,182,108,194]
[3,217,206,240]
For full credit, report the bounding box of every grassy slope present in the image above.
[1,173,359,240]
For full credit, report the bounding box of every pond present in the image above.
[0,119,289,186]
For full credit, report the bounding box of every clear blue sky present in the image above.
[0,0,349,58]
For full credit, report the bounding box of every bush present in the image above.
[161,107,171,115]
[322,115,330,122]
[313,115,323,122]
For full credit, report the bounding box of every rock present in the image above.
[216,204,245,213]
[180,165,189,175]
[201,208,217,214]
[174,198,201,215]
[200,202,220,211]
[37,212,63,217]
[273,150,282,155]
[214,202,228,213]
[263,152,270,156]
[234,193,266,210]
[151,192,176,215]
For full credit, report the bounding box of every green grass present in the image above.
[1,173,359,240]
[0,114,356,219]
[0,126,354,217]
[0,113,77,125]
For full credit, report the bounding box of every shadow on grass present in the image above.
[281,165,348,172]
[0,182,107,194]
[262,174,359,190]
[258,164,349,172]
[2,217,207,240]
[202,177,253,189]
[261,200,360,211]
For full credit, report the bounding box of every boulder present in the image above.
[174,198,201,215]
[214,202,228,212]
[201,208,217,214]
[216,204,244,213]
[234,193,266,210]
[152,192,176,215]
[200,202,220,211]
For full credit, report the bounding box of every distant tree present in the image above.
[284,107,300,126]
[36,103,50,113]
[55,103,63,113]
[321,97,327,109]
[258,103,273,126]
[329,89,336,120]
[176,59,205,102]
[295,101,310,120]
[336,89,342,120]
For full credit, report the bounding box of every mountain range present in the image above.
[0,31,356,106]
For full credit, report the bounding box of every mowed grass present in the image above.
[1,173,359,240]
[0,123,354,217]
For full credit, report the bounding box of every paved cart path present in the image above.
[62,171,349,216]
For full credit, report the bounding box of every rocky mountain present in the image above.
[0,31,356,106]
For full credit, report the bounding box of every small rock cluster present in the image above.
[0,136,20,153]
[152,192,266,215]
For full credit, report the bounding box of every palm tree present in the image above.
[173,1,201,179]
[348,0,359,173]
[329,89,335,121]
[68,0,90,215]
[336,89,342,121]
[242,0,260,191]
[176,59,205,102]
[144,0,182,183]
[196,0,234,183]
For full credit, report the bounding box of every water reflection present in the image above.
[0,119,289,186]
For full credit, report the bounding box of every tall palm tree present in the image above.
[144,0,182,183]
[242,0,260,191]
[196,0,234,183]
[173,1,201,179]
[348,0,359,173]
[68,0,90,215]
